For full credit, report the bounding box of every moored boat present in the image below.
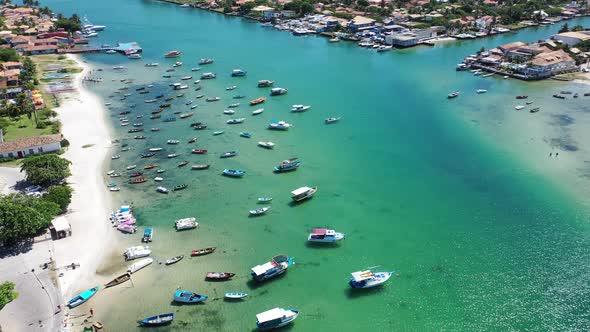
[447,91,460,99]
[205,272,235,280]
[291,186,316,202]
[325,117,341,124]
[192,164,210,170]
[178,161,189,167]
[164,50,182,58]
[516,95,528,99]
[220,151,238,158]
[227,118,245,124]
[258,197,273,203]
[258,141,274,149]
[252,108,264,115]
[249,207,270,216]
[291,104,310,112]
[250,97,266,105]
[173,290,208,303]
[348,269,394,289]
[240,132,252,138]
[127,257,154,274]
[258,80,274,87]
[129,177,148,184]
[175,217,198,231]
[165,255,184,265]
[67,286,99,308]
[251,255,294,282]
[142,228,153,242]
[105,273,131,288]
[222,169,245,177]
[137,313,174,326]
[191,247,216,256]
[270,87,287,96]
[157,186,169,194]
[231,69,247,77]
[201,72,216,79]
[199,58,214,65]
[274,158,300,172]
[225,292,248,299]
[256,307,299,330]
[191,149,208,154]
[173,184,188,191]
[308,228,345,243]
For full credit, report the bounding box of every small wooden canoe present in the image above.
[178,161,189,168]
[191,247,216,256]
[206,272,235,280]
[192,164,210,170]
[105,273,131,288]
[165,255,184,265]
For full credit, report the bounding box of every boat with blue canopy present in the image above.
[223,169,245,177]
[137,313,174,326]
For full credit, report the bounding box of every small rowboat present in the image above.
[180,113,194,119]
[141,153,155,158]
[258,197,273,203]
[174,290,208,303]
[194,125,207,130]
[188,137,197,143]
[129,177,147,184]
[516,95,528,99]
[205,272,235,280]
[67,286,99,308]
[192,164,210,170]
[178,161,189,168]
[240,132,252,138]
[325,117,341,124]
[224,292,248,299]
[252,108,264,115]
[250,97,266,105]
[173,184,188,191]
[137,313,174,326]
[228,103,240,108]
[144,164,157,170]
[250,207,270,216]
[223,169,245,177]
[191,247,216,256]
[105,273,131,288]
[192,149,207,154]
[165,255,184,265]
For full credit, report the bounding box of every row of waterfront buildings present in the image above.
[460,30,590,80]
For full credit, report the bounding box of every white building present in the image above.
[552,31,590,47]
[0,133,62,159]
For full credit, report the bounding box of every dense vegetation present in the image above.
[43,185,72,213]
[0,194,59,243]
[20,154,71,186]
[0,281,18,310]
[53,13,80,33]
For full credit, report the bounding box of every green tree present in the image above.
[572,25,585,32]
[0,48,20,62]
[42,185,72,213]
[0,198,47,243]
[54,14,81,33]
[19,57,36,83]
[0,281,18,310]
[559,23,569,33]
[239,1,256,14]
[20,154,71,187]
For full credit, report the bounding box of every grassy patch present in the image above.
[0,158,22,167]
[0,115,53,141]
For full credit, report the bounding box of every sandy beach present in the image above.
[0,55,117,332]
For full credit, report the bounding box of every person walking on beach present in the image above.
[90,308,94,316]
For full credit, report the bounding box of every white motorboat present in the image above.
[223,110,235,115]
[348,269,394,289]
[123,245,151,261]
[126,165,137,170]
[154,177,164,182]
[127,257,153,274]
[308,228,345,243]
[258,141,275,149]
[175,217,198,231]
[156,186,169,194]
[167,140,180,144]
[291,186,317,202]
[476,89,487,94]
[249,207,270,216]
[227,118,245,124]
[252,108,264,115]
[149,147,162,152]
[268,121,291,130]
[515,105,525,110]
[291,104,310,112]
[256,307,299,330]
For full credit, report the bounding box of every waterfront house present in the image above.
[32,37,58,46]
[505,44,551,61]
[385,28,436,47]
[21,44,58,55]
[520,50,576,78]
[0,133,62,159]
[347,16,376,32]
[498,41,527,54]
[552,31,590,47]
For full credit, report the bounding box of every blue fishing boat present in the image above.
[142,228,153,243]
[240,132,252,138]
[67,286,99,308]
[173,290,208,303]
[223,169,245,177]
[274,158,301,172]
[137,313,174,326]
[251,255,294,282]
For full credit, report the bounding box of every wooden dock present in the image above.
[57,48,111,54]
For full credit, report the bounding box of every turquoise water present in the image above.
[45,0,590,330]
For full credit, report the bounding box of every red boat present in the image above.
[205,272,235,280]
[250,97,266,105]
[191,149,207,154]
[191,164,210,170]
[144,164,157,170]
[516,95,528,99]
[164,50,182,58]
[129,172,144,177]
[129,177,147,184]
[191,247,216,256]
